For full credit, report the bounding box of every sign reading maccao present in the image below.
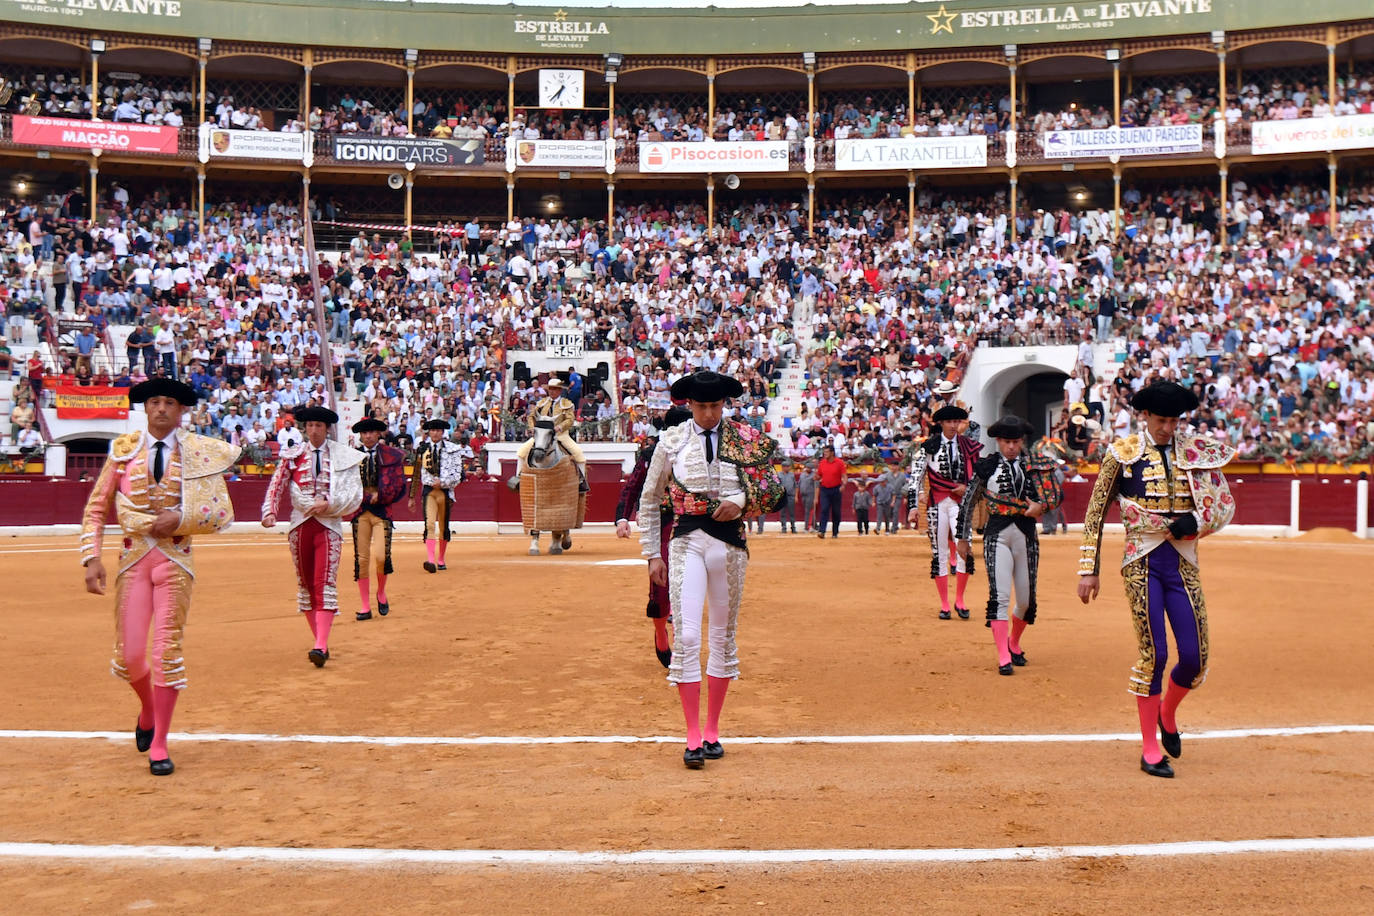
[0,0,1364,55]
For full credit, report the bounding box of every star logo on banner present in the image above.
[927,4,956,35]
[554,8,568,20]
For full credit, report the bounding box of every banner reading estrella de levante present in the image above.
[638,141,791,174]
[834,136,988,170]
[12,115,178,155]
[55,385,130,420]
[1251,114,1374,156]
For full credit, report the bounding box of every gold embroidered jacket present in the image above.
[1078,433,1236,575]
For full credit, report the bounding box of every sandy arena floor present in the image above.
[1,527,1372,913]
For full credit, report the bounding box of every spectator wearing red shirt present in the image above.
[815,445,847,539]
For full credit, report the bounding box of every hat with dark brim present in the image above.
[1130,381,1199,417]
[295,407,340,425]
[987,415,1035,440]
[669,370,744,402]
[352,417,388,433]
[422,419,450,431]
[932,405,969,422]
[129,378,198,406]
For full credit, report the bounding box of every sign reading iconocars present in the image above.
[332,136,484,166]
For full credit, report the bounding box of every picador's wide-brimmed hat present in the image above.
[1130,381,1199,417]
[545,376,565,389]
[422,418,450,431]
[295,406,340,425]
[669,370,744,402]
[351,417,388,433]
[932,405,969,422]
[987,415,1035,440]
[129,378,197,406]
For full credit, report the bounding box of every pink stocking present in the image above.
[357,578,371,613]
[1010,617,1028,654]
[678,682,702,749]
[934,575,950,612]
[653,616,670,652]
[1161,681,1191,733]
[704,676,731,743]
[955,572,970,606]
[313,611,334,651]
[1137,695,1165,764]
[304,610,319,638]
[130,673,155,729]
[425,539,436,564]
[376,574,388,604]
[149,684,178,760]
[990,620,1012,666]
[438,540,448,564]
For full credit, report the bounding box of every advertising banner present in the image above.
[54,385,130,420]
[1251,114,1374,156]
[11,115,178,155]
[834,136,988,170]
[331,135,484,167]
[1042,124,1203,159]
[200,125,308,162]
[638,141,791,174]
[515,139,606,168]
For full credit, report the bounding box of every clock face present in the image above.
[538,68,585,109]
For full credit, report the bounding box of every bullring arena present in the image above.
[4,0,1374,909]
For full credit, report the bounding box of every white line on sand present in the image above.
[1,725,1370,747]
[2,836,1373,868]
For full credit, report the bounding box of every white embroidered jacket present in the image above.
[638,422,748,560]
[262,439,365,535]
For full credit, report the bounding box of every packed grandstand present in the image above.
[2,1,1373,482]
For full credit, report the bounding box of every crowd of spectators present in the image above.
[8,63,1369,154]
[3,161,1374,471]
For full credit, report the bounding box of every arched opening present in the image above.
[1001,370,1070,436]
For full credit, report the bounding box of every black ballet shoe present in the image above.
[355,611,373,622]
[938,610,952,620]
[437,564,447,571]
[1159,716,1182,758]
[377,602,390,617]
[683,746,705,769]
[1010,651,1027,666]
[135,721,154,753]
[954,605,970,620]
[423,562,437,574]
[703,740,724,759]
[308,648,329,668]
[998,663,1014,676]
[655,640,672,669]
[1140,756,1174,778]
[149,757,174,776]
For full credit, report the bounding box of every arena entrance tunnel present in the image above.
[961,346,1077,441]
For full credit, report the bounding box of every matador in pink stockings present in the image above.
[81,378,239,777]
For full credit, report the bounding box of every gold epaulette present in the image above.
[1108,434,1143,465]
[110,432,142,461]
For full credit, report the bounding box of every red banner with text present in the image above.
[11,116,179,155]
[54,385,130,420]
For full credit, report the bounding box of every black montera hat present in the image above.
[1130,381,1199,417]
[129,378,198,406]
[669,370,744,402]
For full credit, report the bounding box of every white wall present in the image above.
[959,344,1078,443]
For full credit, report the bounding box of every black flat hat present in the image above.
[351,417,388,433]
[932,405,969,422]
[662,405,693,428]
[669,370,744,403]
[1130,382,1199,417]
[295,406,340,425]
[422,418,450,431]
[129,378,197,406]
[987,415,1035,440]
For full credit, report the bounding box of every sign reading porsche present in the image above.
[331,136,484,167]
